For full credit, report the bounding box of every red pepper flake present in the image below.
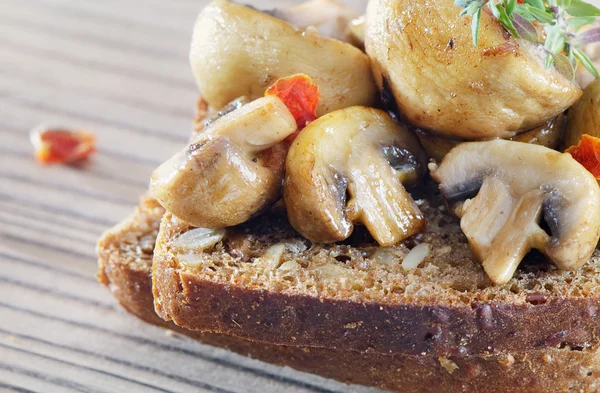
[265,74,320,141]
[30,126,96,165]
[566,134,600,179]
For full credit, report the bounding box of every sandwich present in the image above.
[97,0,600,391]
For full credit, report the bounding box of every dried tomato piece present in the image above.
[265,74,320,140]
[566,134,600,179]
[31,126,96,165]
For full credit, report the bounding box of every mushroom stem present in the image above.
[459,177,515,261]
[199,96,296,155]
[481,190,550,285]
[347,135,424,246]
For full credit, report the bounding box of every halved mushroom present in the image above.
[272,0,360,44]
[416,114,566,162]
[190,0,376,116]
[151,96,296,228]
[564,79,600,149]
[284,106,427,246]
[432,140,600,285]
[365,0,581,139]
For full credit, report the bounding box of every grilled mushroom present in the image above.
[151,96,296,228]
[273,0,360,43]
[564,79,600,149]
[285,106,427,246]
[191,0,376,116]
[432,140,600,285]
[417,114,566,162]
[365,0,581,139]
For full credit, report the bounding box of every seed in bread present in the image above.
[98,195,600,393]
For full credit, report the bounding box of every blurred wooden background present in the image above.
[0,0,383,392]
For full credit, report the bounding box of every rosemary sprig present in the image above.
[456,0,600,79]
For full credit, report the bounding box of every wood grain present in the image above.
[0,0,380,392]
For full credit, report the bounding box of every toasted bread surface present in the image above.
[99,196,600,392]
[152,190,600,357]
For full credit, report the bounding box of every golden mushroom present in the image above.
[432,140,600,285]
[190,0,376,116]
[365,0,581,139]
[285,106,427,246]
[272,0,360,44]
[152,96,296,228]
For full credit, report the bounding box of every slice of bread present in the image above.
[98,196,600,393]
[152,189,600,358]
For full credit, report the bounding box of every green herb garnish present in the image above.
[456,0,600,78]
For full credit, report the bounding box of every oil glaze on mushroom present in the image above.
[284,106,427,246]
[432,140,600,285]
[151,96,296,228]
[190,0,376,117]
[365,0,581,139]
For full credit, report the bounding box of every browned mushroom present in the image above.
[365,0,581,139]
[152,96,296,228]
[190,0,376,117]
[285,106,427,246]
[432,140,600,285]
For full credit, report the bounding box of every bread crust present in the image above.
[99,197,600,393]
[153,211,600,357]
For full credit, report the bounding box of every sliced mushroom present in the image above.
[272,0,360,44]
[564,78,600,149]
[190,0,376,116]
[151,96,296,228]
[432,140,600,285]
[365,0,581,139]
[195,96,250,133]
[416,114,566,162]
[284,106,427,246]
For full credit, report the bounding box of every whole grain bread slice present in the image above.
[98,195,600,393]
[152,188,600,358]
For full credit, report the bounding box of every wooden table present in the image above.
[0,0,379,392]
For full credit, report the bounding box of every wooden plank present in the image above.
[0,0,380,391]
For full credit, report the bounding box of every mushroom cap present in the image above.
[272,0,360,44]
[151,96,296,228]
[365,0,581,139]
[284,106,427,246]
[191,0,377,116]
[432,140,600,284]
[564,78,600,149]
